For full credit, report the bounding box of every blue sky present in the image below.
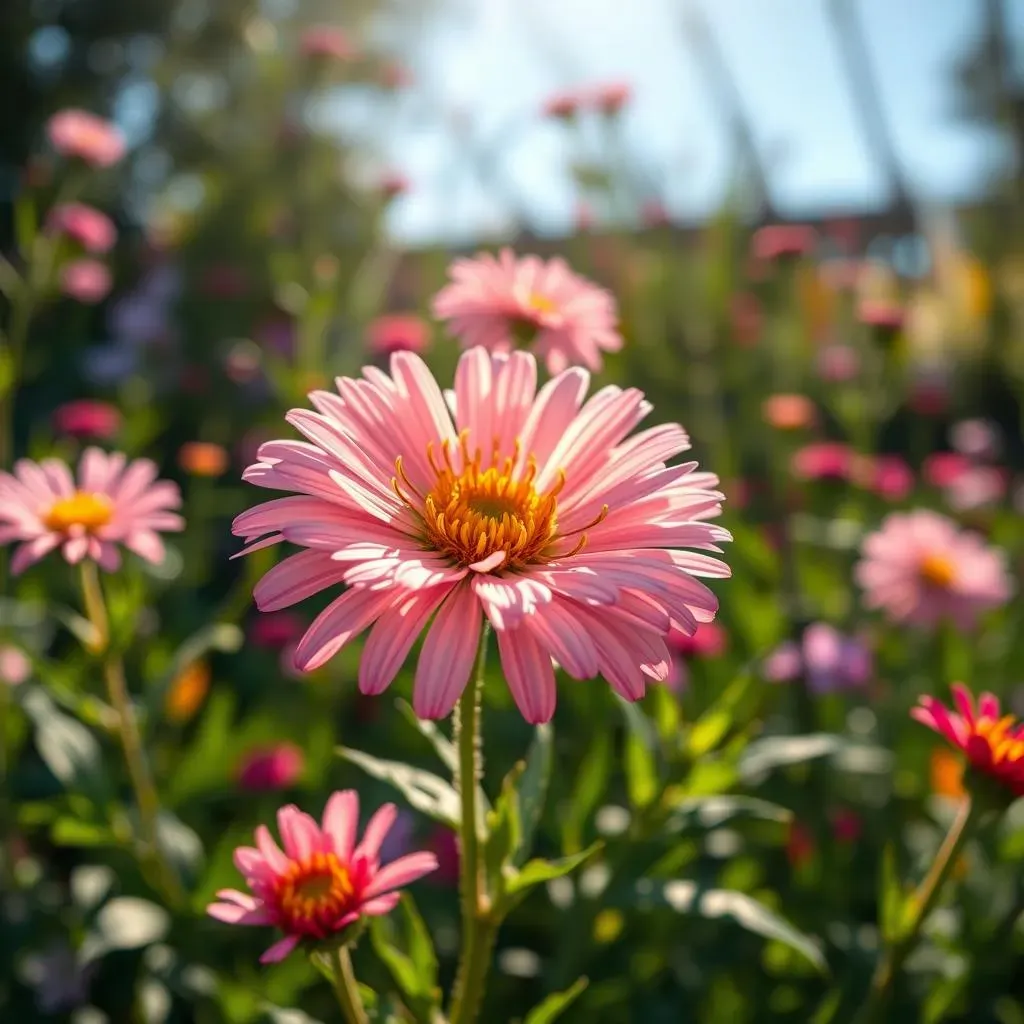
[385,0,1023,243]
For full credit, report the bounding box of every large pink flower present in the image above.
[0,448,183,573]
[234,347,730,723]
[855,510,1012,629]
[207,792,438,963]
[432,250,623,374]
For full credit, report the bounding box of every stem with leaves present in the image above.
[330,946,369,1024]
[854,798,976,1023]
[448,627,497,1024]
[79,561,184,907]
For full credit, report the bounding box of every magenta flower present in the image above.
[856,510,1012,629]
[60,260,112,304]
[432,250,623,373]
[792,442,852,482]
[207,792,438,963]
[923,452,971,489]
[248,611,306,650]
[851,454,914,502]
[368,314,429,356]
[237,744,304,792]
[763,623,872,692]
[47,203,117,254]
[234,347,730,723]
[46,110,126,167]
[52,400,122,440]
[0,448,183,573]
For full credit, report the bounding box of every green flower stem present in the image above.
[855,797,976,1023]
[331,946,369,1024]
[449,626,496,1024]
[79,562,184,908]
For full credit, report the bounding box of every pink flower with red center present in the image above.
[856,510,1012,629]
[300,26,356,61]
[432,250,623,374]
[237,744,304,792]
[208,793,438,962]
[47,203,117,254]
[368,314,429,356]
[912,683,1024,798]
[61,260,112,304]
[791,442,852,482]
[46,110,126,167]
[234,347,730,723]
[0,448,183,573]
[52,400,121,440]
[751,224,816,263]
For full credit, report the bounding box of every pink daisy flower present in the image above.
[47,203,117,254]
[912,683,1024,798]
[52,400,122,440]
[432,250,623,374]
[237,744,304,792]
[46,109,126,167]
[0,448,184,573]
[234,347,730,723]
[855,510,1012,629]
[207,792,438,963]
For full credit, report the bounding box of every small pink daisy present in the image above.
[0,448,183,573]
[432,250,623,374]
[207,792,438,963]
[46,109,126,167]
[855,510,1012,629]
[234,347,730,723]
[47,203,117,254]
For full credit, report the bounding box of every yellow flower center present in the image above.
[919,551,956,589]
[975,715,1024,765]
[42,491,113,533]
[274,851,354,933]
[526,292,559,316]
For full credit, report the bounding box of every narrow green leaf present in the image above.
[0,347,14,400]
[562,732,611,855]
[500,842,603,913]
[516,723,553,866]
[624,729,659,810]
[649,881,827,974]
[523,977,589,1024]
[879,842,909,943]
[486,762,525,895]
[338,747,460,828]
[664,795,792,844]
[51,817,114,847]
[368,895,439,1009]
[739,733,844,779]
[687,709,733,758]
[14,194,36,256]
[396,699,458,772]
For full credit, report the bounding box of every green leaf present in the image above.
[368,895,440,1011]
[156,811,204,886]
[562,732,611,855]
[523,977,589,1024]
[500,843,603,914]
[879,843,910,943]
[486,762,525,895]
[647,880,827,974]
[516,723,553,866]
[19,688,108,799]
[740,734,892,780]
[664,796,792,844]
[14,194,37,256]
[396,699,458,772]
[620,700,659,810]
[0,347,14,400]
[51,817,115,847]
[686,672,758,758]
[338,747,460,828]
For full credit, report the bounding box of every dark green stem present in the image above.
[331,946,369,1024]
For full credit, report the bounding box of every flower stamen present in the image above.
[42,491,113,533]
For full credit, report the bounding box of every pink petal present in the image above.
[360,893,402,916]
[260,934,300,963]
[951,683,976,726]
[10,534,61,574]
[364,851,439,898]
[293,586,394,672]
[323,790,360,861]
[254,549,350,612]
[277,806,324,861]
[413,583,482,719]
[495,626,557,724]
[355,803,398,864]
[254,825,289,874]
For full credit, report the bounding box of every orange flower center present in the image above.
[919,551,956,589]
[273,851,354,936]
[42,492,113,533]
[975,715,1024,765]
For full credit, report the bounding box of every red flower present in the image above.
[52,400,121,440]
[237,745,304,792]
[912,683,1024,798]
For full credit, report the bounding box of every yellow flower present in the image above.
[165,661,211,723]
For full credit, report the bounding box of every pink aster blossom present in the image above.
[856,510,1012,629]
[47,203,117,254]
[52,400,121,440]
[46,109,126,167]
[368,314,429,356]
[923,452,971,489]
[60,260,112,304]
[207,792,438,962]
[432,250,623,374]
[791,442,852,482]
[0,448,184,573]
[237,744,304,792]
[234,347,730,723]
[850,454,914,502]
